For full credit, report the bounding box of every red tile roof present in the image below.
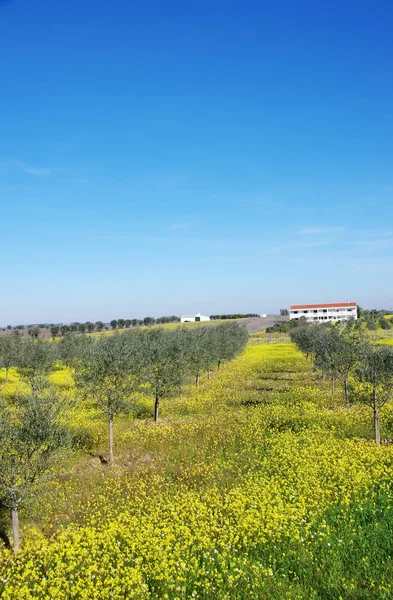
[290,302,357,310]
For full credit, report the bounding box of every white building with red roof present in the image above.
[289,302,357,323]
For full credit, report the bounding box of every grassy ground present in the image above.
[1,343,393,598]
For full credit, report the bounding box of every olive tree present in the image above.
[203,326,222,380]
[27,326,40,339]
[0,391,73,552]
[214,322,248,370]
[50,325,60,340]
[290,326,318,362]
[74,332,140,463]
[333,328,367,404]
[15,339,56,392]
[0,334,22,384]
[84,322,94,333]
[95,321,105,332]
[354,345,393,445]
[139,328,185,422]
[186,327,211,386]
[58,332,92,369]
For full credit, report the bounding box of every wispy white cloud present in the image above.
[0,159,90,182]
[24,167,52,176]
[298,226,344,235]
[0,160,52,176]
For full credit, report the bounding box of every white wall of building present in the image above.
[181,313,211,323]
[289,304,357,323]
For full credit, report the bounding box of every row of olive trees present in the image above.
[0,323,248,551]
[0,335,79,552]
[67,322,248,462]
[290,324,393,445]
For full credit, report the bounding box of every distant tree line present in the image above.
[0,316,182,337]
[290,322,393,446]
[210,313,260,320]
[109,316,180,329]
[0,322,248,551]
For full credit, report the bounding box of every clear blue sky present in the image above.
[1,0,393,324]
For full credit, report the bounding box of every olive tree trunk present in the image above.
[373,389,381,446]
[344,379,349,405]
[108,407,114,464]
[10,486,19,553]
[154,388,159,422]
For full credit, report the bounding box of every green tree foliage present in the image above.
[292,322,393,443]
[74,333,140,463]
[379,316,392,330]
[355,345,393,445]
[155,316,180,324]
[214,322,248,369]
[266,316,307,334]
[15,339,55,392]
[185,327,211,386]
[60,324,71,336]
[27,326,40,339]
[143,317,155,326]
[58,333,92,370]
[366,319,377,331]
[0,334,22,384]
[50,325,60,339]
[110,320,118,330]
[210,313,259,320]
[0,391,74,552]
[95,321,104,331]
[138,329,184,422]
[290,326,317,361]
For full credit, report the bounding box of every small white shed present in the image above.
[181,313,211,323]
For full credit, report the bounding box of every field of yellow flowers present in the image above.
[2,343,393,599]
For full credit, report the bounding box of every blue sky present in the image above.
[1,0,393,324]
